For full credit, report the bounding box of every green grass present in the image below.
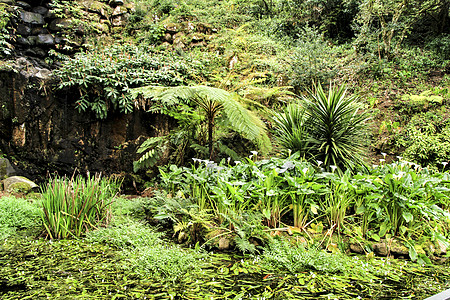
[0,196,41,239]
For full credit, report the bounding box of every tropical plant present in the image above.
[273,102,309,157]
[275,84,369,173]
[41,174,119,239]
[131,85,271,169]
[55,44,198,119]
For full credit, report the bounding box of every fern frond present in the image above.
[134,137,169,172]
[130,85,271,154]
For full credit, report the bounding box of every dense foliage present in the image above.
[54,44,202,118]
[153,155,450,261]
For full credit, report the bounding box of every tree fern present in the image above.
[133,136,169,172]
[131,85,271,160]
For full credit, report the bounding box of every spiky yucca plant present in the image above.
[274,84,369,172]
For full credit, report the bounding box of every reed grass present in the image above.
[41,174,119,239]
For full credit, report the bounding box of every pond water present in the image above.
[1,234,449,299]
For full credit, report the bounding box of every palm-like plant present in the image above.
[131,85,271,168]
[273,103,309,156]
[274,84,369,172]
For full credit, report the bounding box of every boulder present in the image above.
[92,22,109,33]
[31,6,48,16]
[27,35,38,46]
[34,68,52,80]
[16,1,31,10]
[80,0,112,18]
[349,243,365,254]
[390,241,409,256]
[16,24,31,36]
[2,176,38,193]
[0,158,16,179]
[373,242,388,256]
[36,34,54,46]
[31,27,48,35]
[20,11,45,25]
[163,33,172,43]
[111,15,127,26]
[218,237,231,250]
[165,23,180,34]
[17,36,31,46]
[112,5,127,16]
[49,18,72,32]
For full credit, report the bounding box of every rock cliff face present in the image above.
[0,0,170,185]
[0,0,212,186]
[0,59,171,184]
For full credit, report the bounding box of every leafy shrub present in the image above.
[262,238,354,274]
[41,174,119,239]
[0,3,13,57]
[427,34,450,61]
[0,196,41,239]
[55,44,201,118]
[290,27,338,91]
[396,110,450,168]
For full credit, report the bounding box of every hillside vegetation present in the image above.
[46,0,450,169]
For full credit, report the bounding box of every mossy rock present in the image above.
[0,158,16,180]
[2,176,38,194]
[80,0,112,18]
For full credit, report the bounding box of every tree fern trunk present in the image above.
[208,117,214,160]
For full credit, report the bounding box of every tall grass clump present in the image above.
[41,174,119,239]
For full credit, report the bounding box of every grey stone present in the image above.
[16,1,31,9]
[26,35,37,45]
[32,6,48,15]
[373,242,388,256]
[31,27,47,35]
[17,24,31,36]
[27,47,46,57]
[49,18,71,32]
[112,5,127,16]
[218,237,231,250]
[111,15,126,26]
[2,176,38,193]
[80,0,111,18]
[0,158,16,180]
[349,243,365,254]
[163,33,172,43]
[390,242,409,256]
[34,68,52,80]
[20,11,45,25]
[45,9,56,19]
[36,34,54,46]
[17,36,30,45]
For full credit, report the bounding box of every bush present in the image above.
[55,44,201,119]
[86,218,162,248]
[290,26,338,91]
